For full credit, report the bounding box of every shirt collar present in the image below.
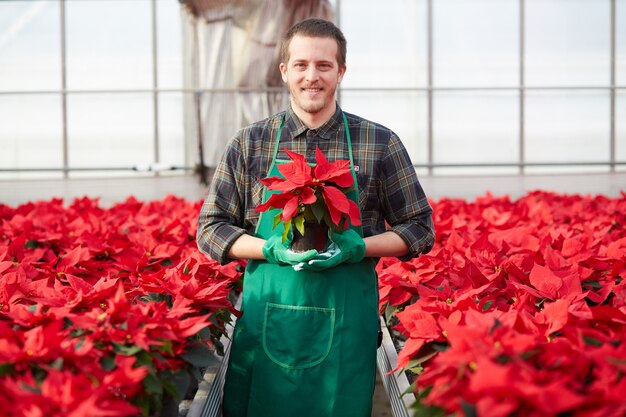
[283,103,343,140]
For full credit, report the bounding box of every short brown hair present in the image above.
[280,18,347,68]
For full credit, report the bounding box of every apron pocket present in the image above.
[262,302,335,370]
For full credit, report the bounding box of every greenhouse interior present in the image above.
[1,0,625,416]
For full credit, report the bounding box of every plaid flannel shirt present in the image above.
[197,104,435,264]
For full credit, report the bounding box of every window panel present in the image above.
[340,0,427,88]
[0,1,61,91]
[157,0,183,89]
[432,91,519,174]
[617,92,626,172]
[525,91,610,173]
[66,94,153,172]
[433,0,519,87]
[0,94,63,179]
[340,91,428,167]
[158,93,185,167]
[526,0,611,86]
[618,0,626,86]
[66,0,152,90]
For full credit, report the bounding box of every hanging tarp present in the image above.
[180,0,334,169]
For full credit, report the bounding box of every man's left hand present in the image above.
[295,229,365,271]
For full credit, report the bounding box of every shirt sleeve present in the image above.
[379,134,435,260]
[196,133,248,265]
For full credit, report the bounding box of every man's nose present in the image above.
[305,66,320,81]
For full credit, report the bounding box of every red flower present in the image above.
[255,147,361,239]
[0,196,244,416]
[379,191,626,416]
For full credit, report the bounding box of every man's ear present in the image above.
[279,62,288,83]
[338,65,346,83]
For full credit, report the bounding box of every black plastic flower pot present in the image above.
[290,222,329,253]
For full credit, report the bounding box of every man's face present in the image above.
[279,35,346,122]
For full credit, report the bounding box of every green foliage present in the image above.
[0,363,14,376]
[180,344,220,368]
[411,385,450,417]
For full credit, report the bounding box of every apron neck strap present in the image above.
[343,113,355,172]
[270,116,284,167]
[270,113,353,169]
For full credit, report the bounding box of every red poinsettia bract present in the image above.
[379,191,626,417]
[0,196,243,416]
[255,147,361,234]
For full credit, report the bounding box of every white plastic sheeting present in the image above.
[180,0,334,168]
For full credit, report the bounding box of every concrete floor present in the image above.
[1,171,625,207]
[372,371,393,417]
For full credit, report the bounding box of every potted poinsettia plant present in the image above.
[254,147,361,252]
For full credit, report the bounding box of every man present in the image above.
[197,18,434,417]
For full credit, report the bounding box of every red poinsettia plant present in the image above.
[255,147,361,242]
[376,191,626,417]
[0,196,244,417]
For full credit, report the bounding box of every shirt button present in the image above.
[307,129,317,137]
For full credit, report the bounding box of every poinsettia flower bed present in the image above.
[378,191,626,417]
[3,191,625,416]
[0,196,243,417]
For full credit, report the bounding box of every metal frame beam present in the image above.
[2,0,623,176]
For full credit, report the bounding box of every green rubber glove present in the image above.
[298,229,366,271]
[262,233,319,265]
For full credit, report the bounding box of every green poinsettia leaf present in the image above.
[310,199,326,223]
[50,358,64,370]
[322,211,334,229]
[100,356,116,371]
[155,339,174,355]
[115,343,143,356]
[294,215,305,236]
[180,344,220,368]
[161,370,191,402]
[0,363,14,376]
[24,240,39,249]
[281,219,292,243]
[273,213,282,229]
[302,205,316,222]
[401,381,416,398]
[143,373,163,395]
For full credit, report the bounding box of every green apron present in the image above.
[222,114,379,417]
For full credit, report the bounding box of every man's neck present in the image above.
[291,101,336,129]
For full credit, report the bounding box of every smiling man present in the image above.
[197,18,435,417]
[279,34,345,127]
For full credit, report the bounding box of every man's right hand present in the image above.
[294,229,365,271]
[262,233,319,265]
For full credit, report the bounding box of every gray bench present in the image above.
[186,316,414,417]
